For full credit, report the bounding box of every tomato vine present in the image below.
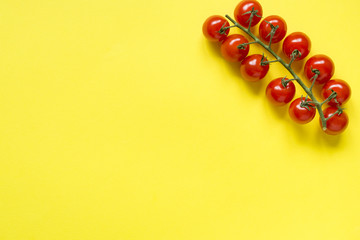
[202,1,350,134]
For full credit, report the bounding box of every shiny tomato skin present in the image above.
[234,0,263,28]
[266,78,295,106]
[321,79,351,106]
[259,15,287,43]
[240,54,269,82]
[304,54,335,85]
[282,32,311,61]
[289,98,316,124]
[220,34,249,62]
[321,107,348,135]
[202,15,230,42]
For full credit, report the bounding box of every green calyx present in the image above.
[281,76,295,88]
[242,7,261,31]
[300,96,315,111]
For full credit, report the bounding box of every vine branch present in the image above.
[225,14,330,130]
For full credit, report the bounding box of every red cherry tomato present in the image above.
[321,79,351,106]
[320,107,348,135]
[202,15,230,42]
[304,54,335,85]
[266,78,295,106]
[259,15,287,44]
[289,98,316,124]
[220,34,249,62]
[240,54,269,82]
[282,32,311,61]
[234,0,263,28]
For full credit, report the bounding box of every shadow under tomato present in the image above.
[226,61,264,95]
[310,83,324,99]
[316,124,342,147]
[265,98,288,119]
[270,42,282,55]
[204,39,223,58]
[288,114,342,147]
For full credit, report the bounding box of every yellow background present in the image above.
[0,0,359,239]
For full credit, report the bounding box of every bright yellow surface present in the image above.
[0,0,359,239]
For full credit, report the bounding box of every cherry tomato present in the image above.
[234,0,263,28]
[266,78,295,106]
[304,54,334,85]
[220,34,249,62]
[320,107,348,135]
[259,15,287,44]
[321,79,351,106]
[202,15,230,42]
[240,54,269,82]
[282,32,311,61]
[289,98,316,124]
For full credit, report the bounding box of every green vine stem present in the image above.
[224,14,331,131]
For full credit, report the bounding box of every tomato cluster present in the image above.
[202,0,351,135]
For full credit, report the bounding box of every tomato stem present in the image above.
[321,90,338,106]
[309,69,319,91]
[265,21,279,48]
[288,50,301,67]
[261,59,280,66]
[218,24,236,35]
[281,77,296,88]
[237,41,257,49]
[325,106,343,121]
[225,14,329,130]
[300,96,315,111]
[243,7,260,31]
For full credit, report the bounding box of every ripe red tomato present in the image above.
[202,15,230,42]
[321,107,348,135]
[259,15,287,44]
[304,54,334,85]
[289,98,316,124]
[266,78,295,106]
[282,32,311,61]
[321,79,351,106]
[234,0,263,28]
[240,54,269,82]
[220,34,249,62]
